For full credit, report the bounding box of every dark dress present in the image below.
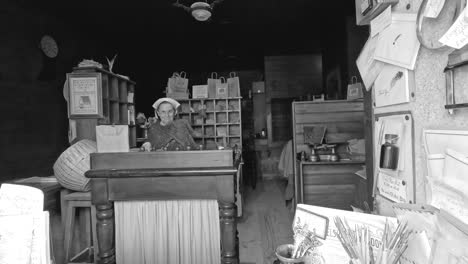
[147,119,198,150]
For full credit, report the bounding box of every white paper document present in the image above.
[371,6,392,37]
[377,171,407,203]
[356,35,385,90]
[0,184,43,215]
[0,215,34,264]
[374,13,420,70]
[424,0,445,18]
[295,204,396,264]
[440,7,468,49]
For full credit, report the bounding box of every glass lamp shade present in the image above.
[190,2,212,21]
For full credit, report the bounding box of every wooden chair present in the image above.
[61,190,98,264]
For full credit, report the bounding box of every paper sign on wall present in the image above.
[377,171,407,203]
[374,64,412,108]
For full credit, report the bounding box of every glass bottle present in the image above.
[380,134,399,170]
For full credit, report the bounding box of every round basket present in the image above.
[53,139,97,191]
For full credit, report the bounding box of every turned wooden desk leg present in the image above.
[96,203,115,264]
[219,202,238,264]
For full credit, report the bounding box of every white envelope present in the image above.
[356,34,386,90]
[96,125,129,153]
[374,64,413,107]
[374,13,420,70]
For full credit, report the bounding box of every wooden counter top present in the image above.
[86,167,237,178]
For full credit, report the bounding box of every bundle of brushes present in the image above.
[334,217,412,264]
[291,219,323,259]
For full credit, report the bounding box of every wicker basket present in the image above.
[53,139,96,191]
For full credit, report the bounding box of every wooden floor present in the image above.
[50,178,293,264]
[238,179,294,264]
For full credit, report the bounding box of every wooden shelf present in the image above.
[177,97,243,149]
[67,67,137,147]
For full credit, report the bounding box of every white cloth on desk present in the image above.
[278,139,294,200]
[115,200,220,264]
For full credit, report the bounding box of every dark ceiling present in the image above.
[21,0,359,108]
[26,0,355,53]
[30,0,355,31]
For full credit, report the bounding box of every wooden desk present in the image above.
[85,151,239,264]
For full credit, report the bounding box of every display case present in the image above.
[67,67,136,147]
[178,97,242,150]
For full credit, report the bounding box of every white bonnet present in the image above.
[152,97,180,110]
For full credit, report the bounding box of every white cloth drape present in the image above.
[115,200,221,264]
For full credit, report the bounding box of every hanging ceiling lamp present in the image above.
[174,0,225,22]
[191,2,212,21]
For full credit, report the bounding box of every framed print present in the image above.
[68,73,103,118]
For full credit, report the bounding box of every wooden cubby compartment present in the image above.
[177,97,242,150]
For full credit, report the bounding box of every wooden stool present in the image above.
[61,190,98,264]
